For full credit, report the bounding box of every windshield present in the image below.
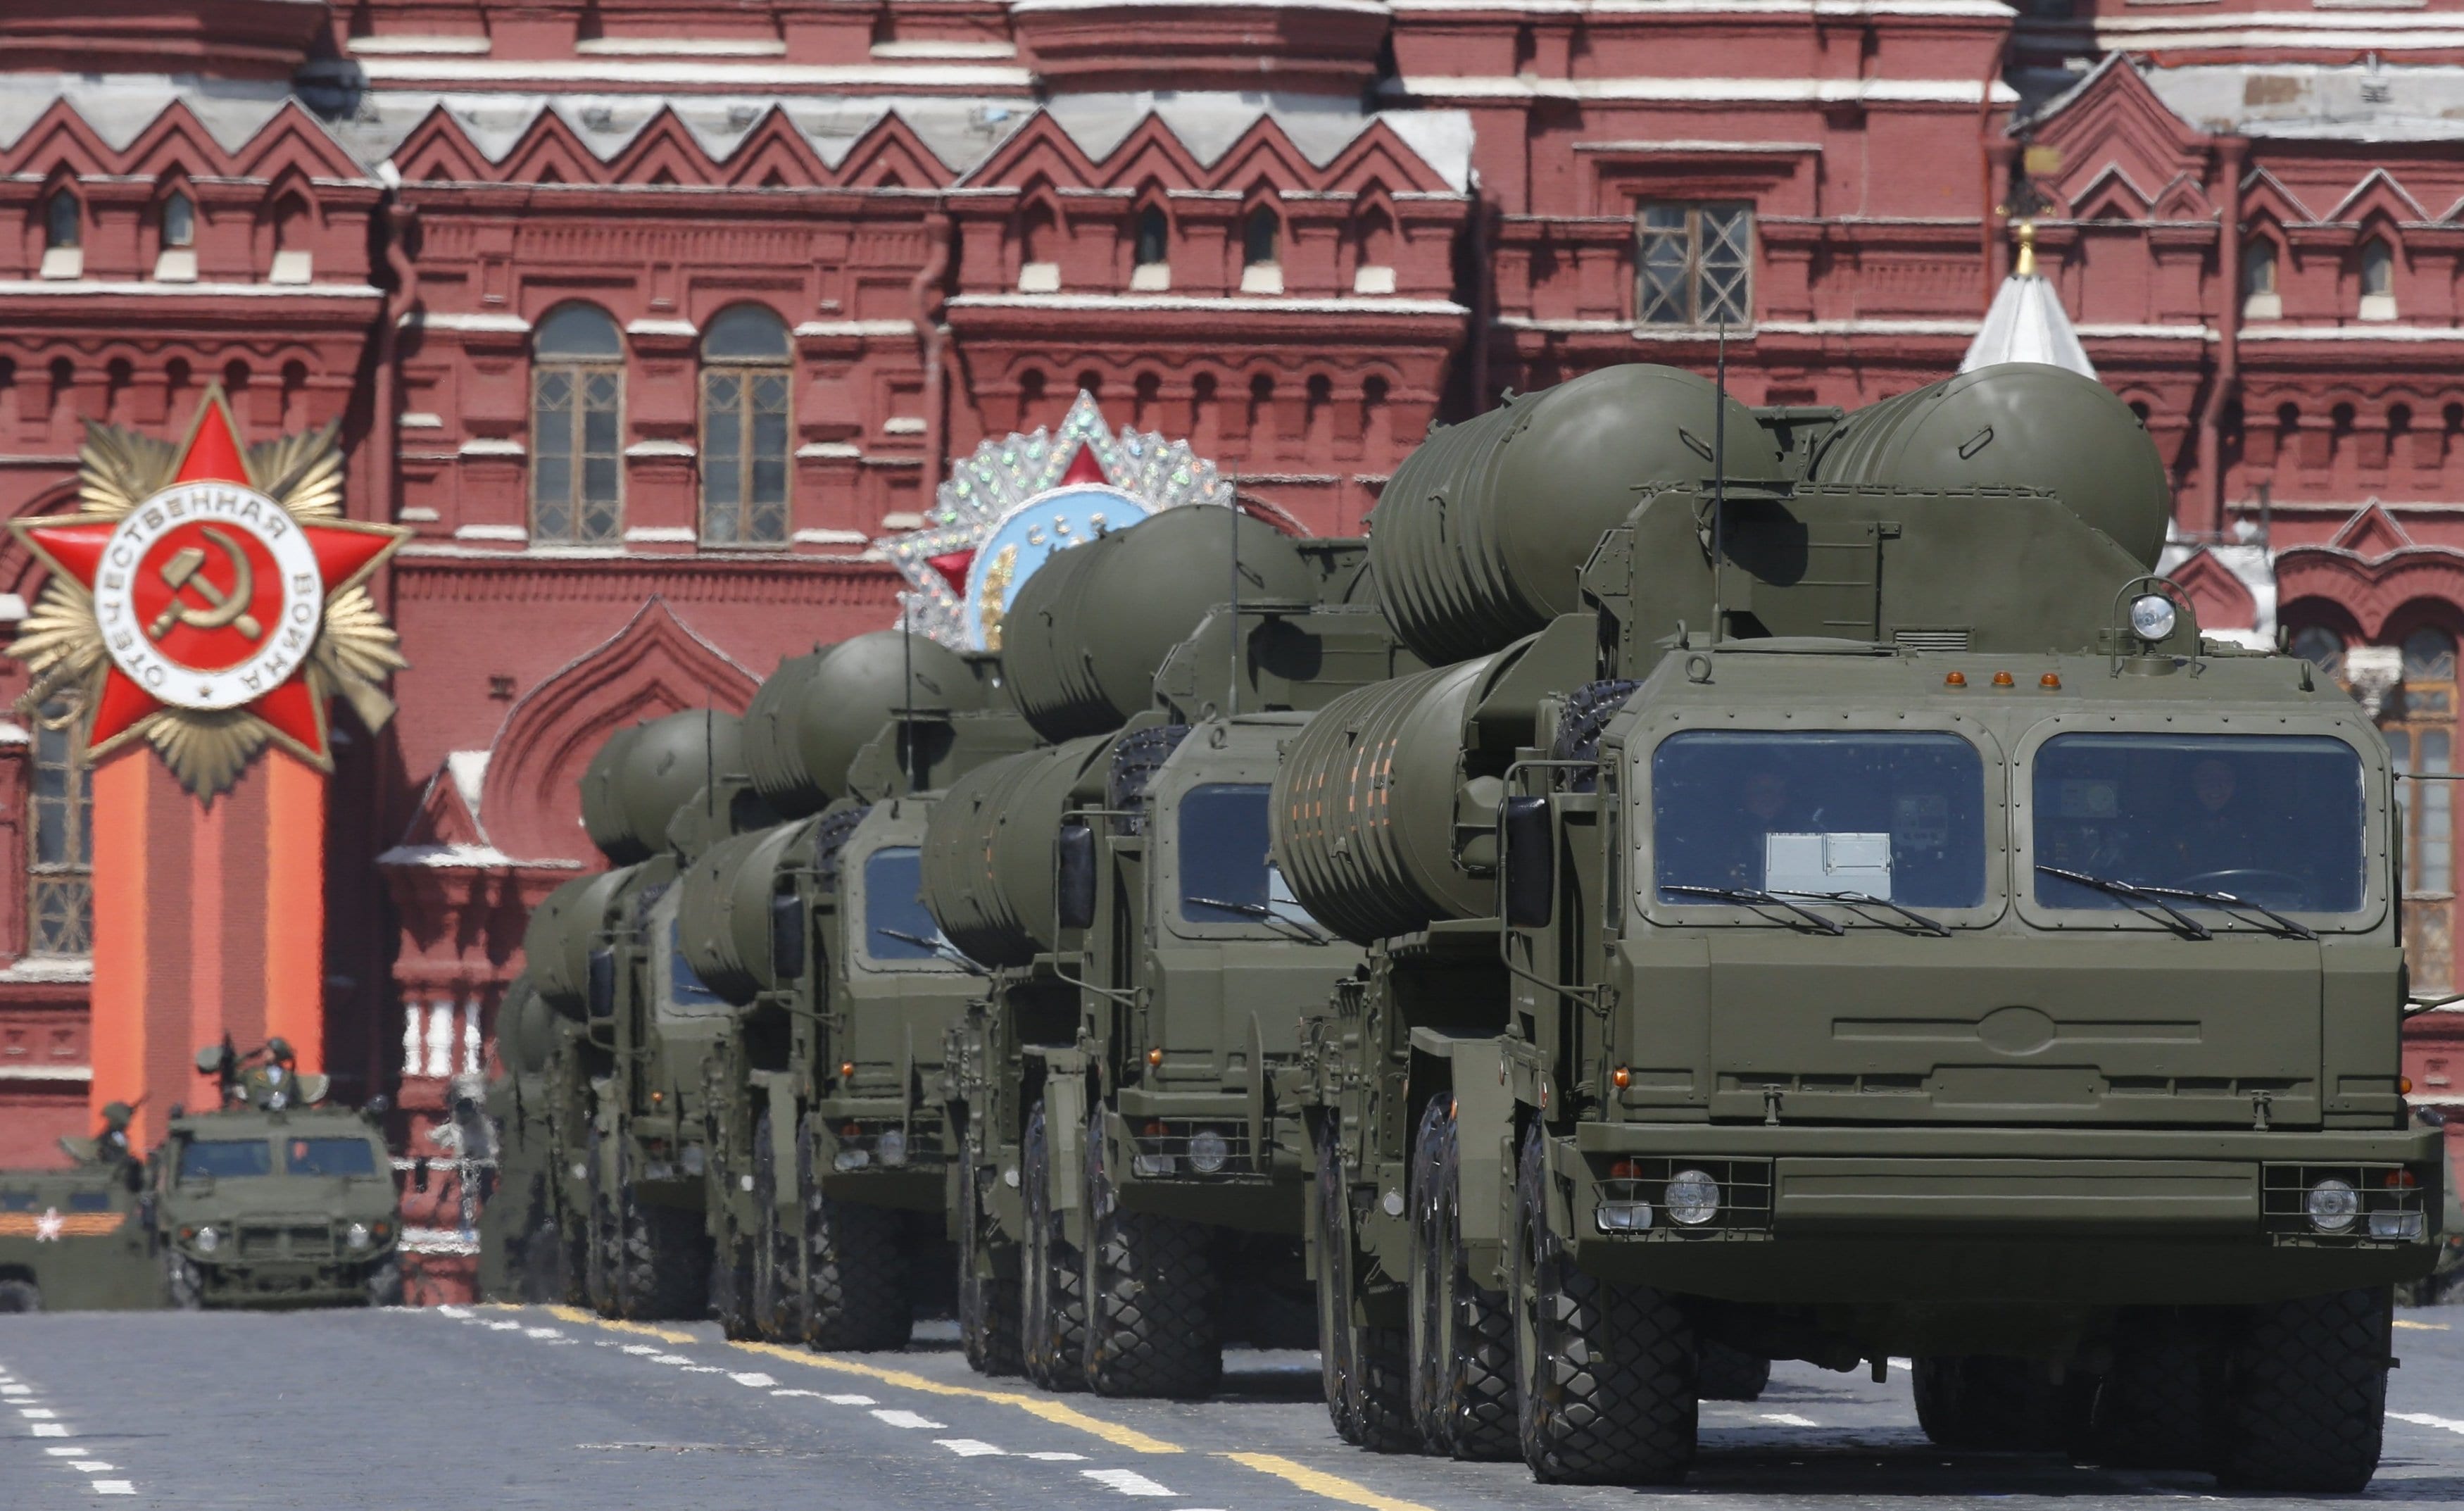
[665,917,727,1012]
[1177,783,1318,929]
[2032,733,2366,914]
[1653,731,1987,908]
[864,847,951,964]
[283,1138,379,1177]
[179,1139,272,1180]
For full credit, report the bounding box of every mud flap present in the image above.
[1446,1039,1514,1292]
[762,1079,800,1222]
[1037,1050,1088,1250]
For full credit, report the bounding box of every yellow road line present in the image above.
[544,1305,696,1346]
[2394,1318,2450,1331]
[1216,1452,1442,1511]
[724,1340,1183,1455]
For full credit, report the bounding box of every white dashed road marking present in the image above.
[621,1345,661,1356]
[1023,1451,1088,1462]
[21,1407,58,1418]
[936,1438,1006,1456]
[523,1327,564,1340]
[8,1359,136,1496]
[729,1372,776,1388]
[1761,1413,1820,1427]
[1081,1468,1178,1497]
[93,1482,135,1496]
[70,1461,113,1472]
[650,1354,694,1365]
[871,1410,947,1430]
[2393,1412,2464,1436]
[822,1394,877,1406]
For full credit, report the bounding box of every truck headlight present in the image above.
[2127,593,2177,642]
[1595,1200,1652,1232]
[2369,1210,2424,1241]
[1188,1130,1228,1174]
[194,1225,220,1254]
[345,1222,372,1250]
[2306,1178,2359,1233]
[834,1150,870,1172]
[1665,1170,1721,1226]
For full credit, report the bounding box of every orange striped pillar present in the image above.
[89,748,327,1151]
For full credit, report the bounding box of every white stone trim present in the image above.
[622,526,698,542]
[625,318,699,337]
[348,34,492,54]
[576,37,788,55]
[1389,75,2019,104]
[794,318,917,337]
[400,412,445,430]
[948,293,1467,314]
[623,439,696,458]
[350,57,1034,87]
[796,442,865,458]
[405,311,531,332]
[793,528,869,545]
[0,279,378,299]
[453,523,529,541]
[0,1065,89,1081]
[458,439,526,457]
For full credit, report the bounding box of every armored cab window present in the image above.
[283,1139,379,1177]
[698,304,792,546]
[2032,734,2368,917]
[1652,731,1986,909]
[27,696,93,956]
[529,303,625,544]
[1636,203,1752,327]
[663,917,729,1015]
[862,846,953,966]
[178,1140,273,1180]
[1176,782,1315,930]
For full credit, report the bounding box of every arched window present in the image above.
[699,305,792,546]
[2360,238,2396,320]
[1131,204,1169,291]
[531,304,624,544]
[27,698,92,956]
[1018,201,1060,293]
[1352,206,1396,294]
[41,191,80,280]
[156,190,197,282]
[1243,203,1283,294]
[2241,239,2279,320]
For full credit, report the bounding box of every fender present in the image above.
[1408,1028,1515,1291]
[1031,1046,1088,1248]
[761,1077,801,1220]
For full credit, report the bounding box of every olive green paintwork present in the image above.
[0,1160,160,1311]
[154,1102,399,1309]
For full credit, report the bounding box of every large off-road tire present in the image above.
[1316,1122,1414,1450]
[1020,1101,1087,1391]
[1082,1111,1221,1398]
[957,1131,1024,1376]
[520,1220,565,1305]
[165,1252,203,1310]
[747,1112,801,1342]
[364,1256,405,1308]
[1513,1124,1696,1485]
[800,1117,912,1352]
[2085,1310,2216,1469]
[585,1132,618,1317]
[0,1279,42,1312]
[2213,1287,2389,1492]
[1697,1342,1771,1403]
[608,1141,710,1322]
[1410,1098,1517,1459]
[1912,1357,2072,1451]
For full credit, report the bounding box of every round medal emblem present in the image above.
[89,481,324,712]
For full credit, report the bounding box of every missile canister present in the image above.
[525,868,629,1015]
[919,735,1111,967]
[1368,364,1781,666]
[743,632,986,817]
[1000,506,1314,741]
[674,814,825,1004]
[1805,360,2169,570]
[578,710,744,865]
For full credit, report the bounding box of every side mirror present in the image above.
[585,947,616,1021]
[1056,821,1096,932]
[1501,796,1554,929]
[769,891,807,982]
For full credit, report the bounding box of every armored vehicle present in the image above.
[0,1155,157,1312]
[1276,362,2444,1490]
[157,1041,401,1308]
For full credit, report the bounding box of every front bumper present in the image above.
[1565,1122,2444,1305]
[192,1249,396,1308]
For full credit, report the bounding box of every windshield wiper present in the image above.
[2127,884,2317,941]
[1661,884,1847,935]
[1188,896,1330,944]
[1766,889,1950,938]
[2033,866,2211,940]
[876,927,986,974]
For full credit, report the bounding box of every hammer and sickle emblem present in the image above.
[146,527,261,642]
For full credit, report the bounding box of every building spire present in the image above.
[1960,218,2097,380]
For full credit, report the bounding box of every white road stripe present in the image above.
[650,1355,694,1365]
[69,1461,111,1472]
[1081,1469,1178,1496]
[871,1410,946,1429]
[822,1394,877,1406]
[436,1305,473,1319]
[22,1407,58,1418]
[2391,1411,2464,1436]
[486,1321,523,1331]
[770,1389,824,1399]
[93,1481,134,1496]
[45,1447,82,1457]
[621,1345,661,1355]
[1761,1413,1820,1427]
[678,1366,725,1374]
[729,1372,777,1388]
[1024,1451,1088,1462]
[524,1329,565,1340]
[32,1425,68,1438]
[936,1438,1005,1456]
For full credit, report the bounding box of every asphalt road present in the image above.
[4,1304,2461,1510]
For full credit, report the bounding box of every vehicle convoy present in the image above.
[158,1040,401,1308]
[1270,360,2445,1490]
[924,530,1427,1393]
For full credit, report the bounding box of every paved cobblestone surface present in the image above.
[3,1304,2459,1510]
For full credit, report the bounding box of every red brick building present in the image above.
[0,1,2453,1273]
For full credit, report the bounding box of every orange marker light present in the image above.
[2385,1169,2419,1188]
[840,1061,855,1079]
[2041,672,2062,689]
[1610,1159,1642,1180]
[1143,1121,1166,1137]
[1612,1066,1631,1089]
[2398,1076,2413,1096]
[1944,670,1968,688]
[1992,670,2015,687]
[1147,1047,1164,1067]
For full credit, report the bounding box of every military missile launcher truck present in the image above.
[679,632,1034,1348]
[1274,361,2444,1491]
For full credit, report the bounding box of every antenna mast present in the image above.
[1710,318,1728,646]
[1226,487,1240,719]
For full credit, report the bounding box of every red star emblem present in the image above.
[12,392,404,765]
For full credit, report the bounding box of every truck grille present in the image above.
[1592,1156,1773,1240]
[1129,1121,1258,1179]
[237,1224,332,1260]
